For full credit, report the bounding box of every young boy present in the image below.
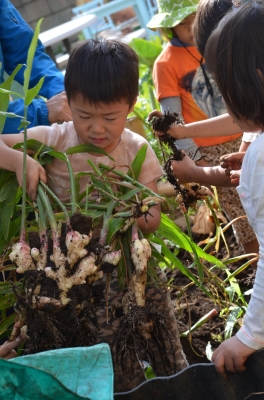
[0,38,188,391]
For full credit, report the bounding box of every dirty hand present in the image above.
[148,109,187,140]
[148,110,165,139]
[212,336,256,378]
[0,338,22,360]
[46,91,72,124]
[14,155,47,201]
[148,109,163,122]
[170,151,196,184]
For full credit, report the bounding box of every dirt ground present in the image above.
[166,225,256,366]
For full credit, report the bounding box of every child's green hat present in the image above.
[147,0,199,30]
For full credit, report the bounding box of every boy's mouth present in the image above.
[91,138,106,145]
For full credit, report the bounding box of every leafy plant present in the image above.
[0,26,255,362]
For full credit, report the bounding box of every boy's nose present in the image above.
[91,122,105,134]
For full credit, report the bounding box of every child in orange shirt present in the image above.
[147,0,258,259]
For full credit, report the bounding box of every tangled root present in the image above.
[111,305,177,378]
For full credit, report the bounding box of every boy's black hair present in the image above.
[64,37,139,107]
[205,1,264,127]
[193,0,233,57]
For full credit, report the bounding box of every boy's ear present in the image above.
[128,96,138,114]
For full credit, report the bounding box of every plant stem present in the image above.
[36,193,47,232]
[37,184,57,232]
[65,155,76,215]
[39,181,70,225]
[184,211,193,241]
[98,163,164,199]
[20,108,28,242]
[180,309,218,337]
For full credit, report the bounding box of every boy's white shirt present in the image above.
[236,132,264,349]
[26,121,164,203]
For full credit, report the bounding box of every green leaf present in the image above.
[129,37,163,66]
[158,214,225,268]
[106,217,124,244]
[90,176,114,198]
[0,313,15,336]
[13,139,54,153]
[118,188,142,201]
[66,144,114,160]
[0,178,19,240]
[0,174,18,202]
[128,144,147,180]
[17,119,30,130]
[0,64,23,133]
[25,76,45,106]
[0,281,22,295]
[0,111,24,118]
[144,365,156,380]
[0,294,17,310]
[225,307,243,339]
[24,18,43,96]
[46,150,67,162]
[0,170,14,187]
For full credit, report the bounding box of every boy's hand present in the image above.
[0,338,22,360]
[212,336,256,378]
[14,155,47,201]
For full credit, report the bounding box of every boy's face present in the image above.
[69,94,136,154]
[172,12,196,45]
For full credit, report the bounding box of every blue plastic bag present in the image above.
[1,343,113,400]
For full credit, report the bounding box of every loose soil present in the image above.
[167,224,256,366]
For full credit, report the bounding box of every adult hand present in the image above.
[0,338,22,360]
[14,154,47,201]
[46,91,72,124]
[212,336,256,378]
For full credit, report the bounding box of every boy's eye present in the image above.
[105,117,116,121]
[79,115,90,119]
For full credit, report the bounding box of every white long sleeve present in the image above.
[236,132,264,349]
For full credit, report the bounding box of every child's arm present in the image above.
[0,338,22,360]
[171,152,235,187]
[149,111,241,140]
[0,135,47,200]
[212,336,256,378]
[137,180,161,234]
